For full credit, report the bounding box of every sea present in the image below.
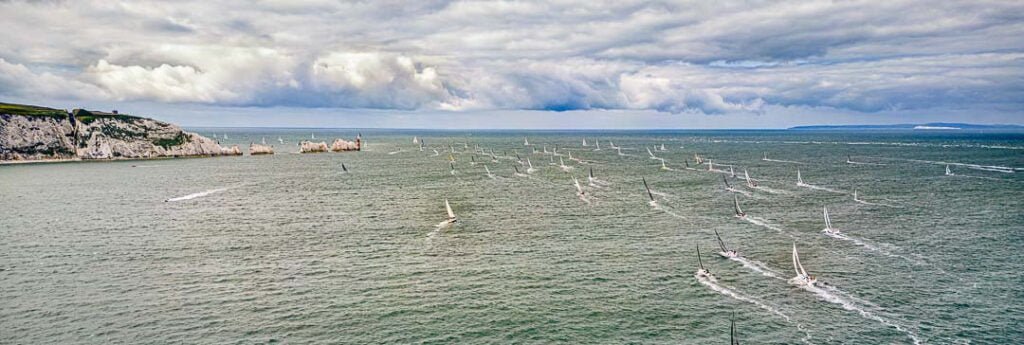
[2,128,1022,344]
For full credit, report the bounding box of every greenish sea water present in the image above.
[2,129,1022,344]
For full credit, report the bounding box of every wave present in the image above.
[743,216,784,233]
[764,158,805,164]
[726,187,753,197]
[823,232,922,264]
[797,183,843,194]
[165,187,228,202]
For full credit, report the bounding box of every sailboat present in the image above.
[223,133,229,140]
[514,165,526,177]
[708,161,714,172]
[695,153,703,165]
[582,138,588,146]
[524,137,530,146]
[730,314,740,345]
[715,229,739,258]
[450,162,457,175]
[730,166,736,178]
[822,206,838,234]
[485,165,495,179]
[660,143,666,151]
[616,147,624,156]
[685,160,690,169]
[762,152,768,161]
[723,175,732,190]
[945,165,954,176]
[449,153,456,163]
[796,168,806,186]
[647,147,656,159]
[588,167,595,185]
[527,158,536,173]
[744,169,756,187]
[696,244,713,279]
[573,176,585,197]
[790,243,816,287]
[341,163,348,173]
[310,133,315,139]
[559,157,571,171]
[846,155,854,164]
[413,136,419,144]
[594,140,601,151]
[661,159,669,170]
[442,199,457,226]
[470,155,477,165]
[733,195,745,218]
[642,177,655,204]
[261,137,266,145]
[278,136,284,144]
[853,189,859,202]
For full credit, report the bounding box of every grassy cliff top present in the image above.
[0,102,69,119]
[71,108,143,124]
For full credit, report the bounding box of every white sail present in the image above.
[792,243,808,277]
[485,165,492,175]
[413,136,419,144]
[730,166,735,177]
[261,137,266,145]
[310,133,315,139]
[797,169,804,185]
[445,199,456,219]
[823,206,833,231]
[524,137,530,146]
[647,147,655,158]
[223,133,228,139]
[734,196,744,217]
[708,162,714,171]
[945,165,953,176]
[582,138,588,146]
[573,176,583,194]
[527,158,534,169]
[660,143,666,151]
[594,140,601,150]
[744,169,754,188]
[661,159,668,170]
[853,189,859,201]
[763,152,768,161]
[278,136,283,144]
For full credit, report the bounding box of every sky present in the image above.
[1,0,1022,129]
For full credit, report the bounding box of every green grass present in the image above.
[153,132,190,149]
[72,109,143,124]
[0,102,68,119]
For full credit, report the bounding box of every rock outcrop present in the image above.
[299,141,329,153]
[0,102,241,162]
[249,143,275,155]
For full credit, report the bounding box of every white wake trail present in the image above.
[800,285,921,345]
[165,188,228,202]
[728,256,782,279]
[798,183,844,194]
[698,276,790,321]
[743,216,784,233]
[764,158,804,164]
[823,232,922,264]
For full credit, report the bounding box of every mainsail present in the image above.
[715,229,729,253]
[642,177,654,201]
[733,196,745,217]
[797,168,804,185]
[823,206,833,231]
[744,169,755,187]
[445,199,456,220]
[792,243,808,277]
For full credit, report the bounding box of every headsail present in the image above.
[582,138,588,146]
[573,176,584,195]
[797,168,804,185]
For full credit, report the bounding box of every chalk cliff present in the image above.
[0,102,241,162]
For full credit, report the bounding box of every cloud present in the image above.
[0,0,1021,117]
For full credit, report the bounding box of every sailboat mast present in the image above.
[642,177,654,201]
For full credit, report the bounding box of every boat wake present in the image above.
[823,232,921,264]
[742,216,784,233]
[725,187,752,197]
[764,158,804,164]
[165,188,228,202]
[697,275,791,321]
[727,256,782,279]
[854,198,896,207]
[797,183,843,194]
[799,284,921,345]
[752,185,789,195]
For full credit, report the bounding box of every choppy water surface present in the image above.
[2,129,1022,344]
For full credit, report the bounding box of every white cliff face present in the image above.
[300,141,329,153]
[0,114,77,160]
[249,143,275,155]
[1,112,240,162]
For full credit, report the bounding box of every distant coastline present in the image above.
[789,123,1024,130]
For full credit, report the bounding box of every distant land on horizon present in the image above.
[789,123,1024,130]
